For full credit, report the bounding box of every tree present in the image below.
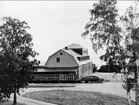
[82,0,123,72]
[100,48,123,72]
[123,77,135,105]
[120,1,139,104]
[0,17,39,104]
[82,0,121,52]
[82,0,139,104]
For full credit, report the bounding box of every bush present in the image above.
[98,65,121,73]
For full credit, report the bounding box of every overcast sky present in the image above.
[0,1,135,67]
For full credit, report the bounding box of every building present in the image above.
[31,43,93,83]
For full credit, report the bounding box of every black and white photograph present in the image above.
[0,0,138,105]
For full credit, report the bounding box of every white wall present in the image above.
[78,62,92,79]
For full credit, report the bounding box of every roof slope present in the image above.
[66,43,86,49]
[62,48,81,57]
[62,48,92,65]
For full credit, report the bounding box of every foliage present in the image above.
[120,0,139,95]
[82,0,139,82]
[98,65,121,73]
[82,0,124,73]
[122,77,135,93]
[82,0,121,53]
[82,0,139,104]
[0,17,39,101]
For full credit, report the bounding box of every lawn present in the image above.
[23,90,135,105]
[0,101,25,105]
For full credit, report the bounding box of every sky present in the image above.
[0,0,136,67]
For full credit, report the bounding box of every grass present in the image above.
[23,89,135,105]
[0,101,25,105]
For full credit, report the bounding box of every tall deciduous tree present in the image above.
[82,0,123,72]
[82,0,139,104]
[0,17,39,104]
[82,0,121,52]
[120,1,139,104]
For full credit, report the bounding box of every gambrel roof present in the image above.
[45,43,92,67]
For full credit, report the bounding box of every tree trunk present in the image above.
[135,81,139,105]
[127,92,131,105]
[134,51,139,105]
[13,89,17,105]
[135,65,139,105]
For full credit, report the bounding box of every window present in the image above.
[56,57,60,62]
[77,57,80,61]
[60,52,63,55]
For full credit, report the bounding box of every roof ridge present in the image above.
[67,43,85,49]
